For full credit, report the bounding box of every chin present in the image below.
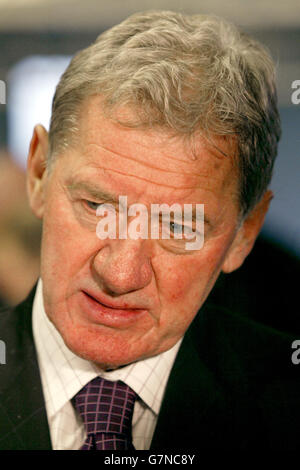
[46,304,176,370]
[56,323,147,370]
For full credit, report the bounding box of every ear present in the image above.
[222,190,273,273]
[26,124,49,219]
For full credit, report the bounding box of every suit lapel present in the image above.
[0,287,52,450]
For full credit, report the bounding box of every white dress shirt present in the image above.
[32,279,182,450]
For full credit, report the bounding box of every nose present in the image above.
[91,239,153,296]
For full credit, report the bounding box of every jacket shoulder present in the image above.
[0,285,51,450]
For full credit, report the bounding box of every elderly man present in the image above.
[0,10,299,451]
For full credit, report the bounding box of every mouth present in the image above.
[79,290,148,328]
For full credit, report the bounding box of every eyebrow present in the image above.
[67,181,119,204]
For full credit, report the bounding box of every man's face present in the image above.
[27,96,266,369]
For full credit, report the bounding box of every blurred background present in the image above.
[0,0,299,309]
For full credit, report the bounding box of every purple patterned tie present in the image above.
[72,376,137,450]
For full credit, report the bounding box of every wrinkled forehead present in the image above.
[52,95,240,206]
[77,95,238,162]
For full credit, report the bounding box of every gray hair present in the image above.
[48,10,281,217]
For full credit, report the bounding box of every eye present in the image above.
[170,222,196,237]
[85,200,101,211]
[170,222,183,235]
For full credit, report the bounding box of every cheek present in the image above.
[159,240,231,307]
[158,258,203,309]
[41,196,96,286]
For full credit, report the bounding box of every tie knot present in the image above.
[72,376,137,439]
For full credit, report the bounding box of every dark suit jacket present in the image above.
[1,237,300,450]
